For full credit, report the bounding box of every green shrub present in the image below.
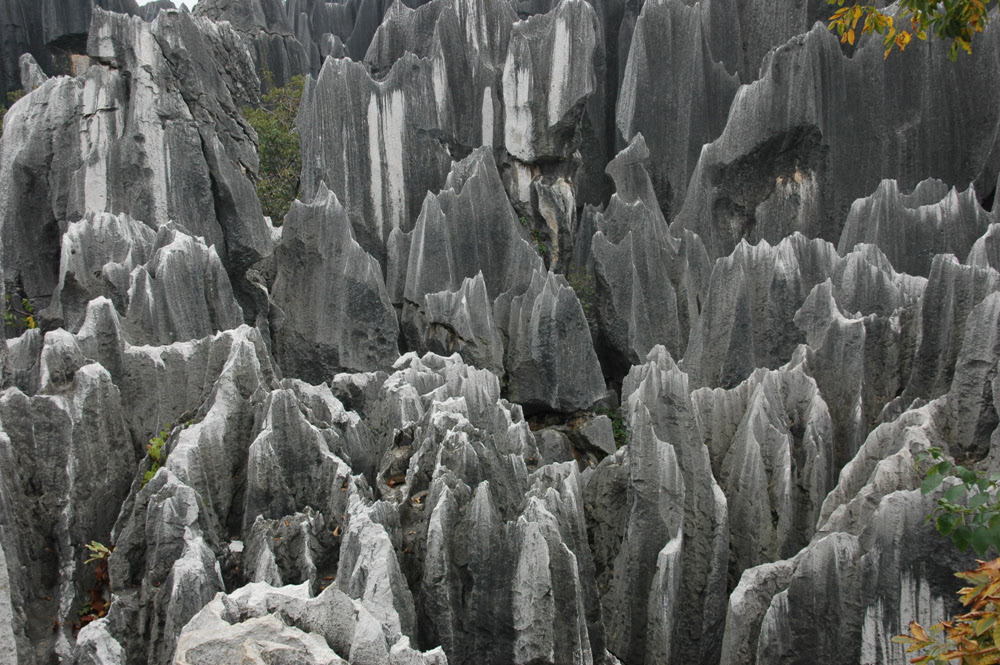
[0,89,26,141]
[243,74,305,224]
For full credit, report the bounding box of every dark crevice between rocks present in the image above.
[709,123,829,242]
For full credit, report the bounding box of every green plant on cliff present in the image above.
[243,73,305,224]
[828,0,993,60]
[142,425,173,486]
[893,448,1000,662]
[0,89,26,140]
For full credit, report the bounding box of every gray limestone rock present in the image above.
[673,22,1000,261]
[272,185,399,382]
[0,361,134,663]
[591,135,712,365]
[838,179,992,277]
[18,53,47,91]
[364,0,513,152]
[409,273,504,376]
[692,366,835,582]
[124,224,244,346]
[399,147,543,311]
[620,346,729,664]
[901,254,1000,405]
[42,212,155,332]
[683,234,921,390]
[616,0,738,221]
[502,0,598,164]
[604,404,685,665]
[503,268,605,413]
[0,7,270,316]
[296,52,455,264]
[967,222,1000,271]
[195,0,310,90]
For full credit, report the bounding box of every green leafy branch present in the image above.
[142,425,172,486]
[917,447,1000,556]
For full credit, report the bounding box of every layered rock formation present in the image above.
[1,1,999,665]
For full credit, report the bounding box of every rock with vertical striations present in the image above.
[398,147,543,309]
[591,134,712,366]
[619,346,729,665]
[691,366,835,583]
[967,222,1000,271]
[408,272,505,376]
[194,0,309,90]
[502,268,605,413]
[272,185,399,383]
[0,7,270,317]
[674,22,1000,260]
[899,254,1000,406]
[838,179,992,277]
[502,0,598,164]
[296,51,454,264]
[41,212,154,332]
[616,0,738,221]
[0,357,135,664]
[364,0,513,152]
[124,224,244,346]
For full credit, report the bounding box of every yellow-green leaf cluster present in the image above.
[894,559,1000,664]
[827,1,993,60]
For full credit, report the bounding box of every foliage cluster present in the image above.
[916,448,1000,556]
[895,559,1000,664]
[4,294,36,330]
[243,74,305,224]
[896,449,1000,662]
[75,541,113,631]
[828,0,993,60]
[0,89,25,141]
[143,425,173,486]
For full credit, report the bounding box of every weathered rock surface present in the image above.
[673,22,1000,261]
[0,7,270,314]
[502,267,605,413]
[838,179,993,277]
[195,0,310,89]
[272,184,399,383]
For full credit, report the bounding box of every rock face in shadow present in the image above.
[272,184,399,383]
[591,134,712,366]
[673,22,1000,261]
[616,0,738,221]
[502,268,605,413]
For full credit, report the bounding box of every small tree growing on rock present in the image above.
[243,73,305,224]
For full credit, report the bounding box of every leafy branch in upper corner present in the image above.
[242,73,305,224]
[827,0,993,60]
